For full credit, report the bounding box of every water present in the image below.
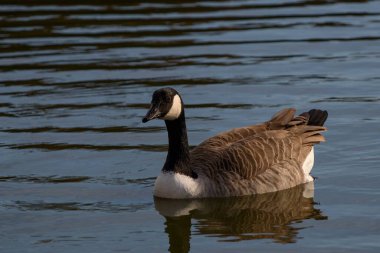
[1,0,380,252]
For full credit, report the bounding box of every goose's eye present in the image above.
[165,96,171,103]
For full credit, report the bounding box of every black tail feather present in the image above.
[306,109,328,126]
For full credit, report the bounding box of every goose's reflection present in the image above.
[155,182,327,253]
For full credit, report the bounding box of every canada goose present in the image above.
[142,87,328,199]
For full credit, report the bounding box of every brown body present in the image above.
[190,108,327,197]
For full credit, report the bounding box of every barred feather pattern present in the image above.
[189,108,327,197]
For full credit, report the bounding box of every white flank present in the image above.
[162,94,182,120]
[154,172,203,199]
[302,147,314,182]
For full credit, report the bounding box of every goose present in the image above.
[142,87,328,199]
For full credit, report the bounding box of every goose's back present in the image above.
[193,108,298,152]
[189,109,326,197]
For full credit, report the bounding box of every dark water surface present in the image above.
[1,0,380,252]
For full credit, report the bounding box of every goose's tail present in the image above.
[269,108,328,128]
[292,109,329,145]
[300,109,328,127]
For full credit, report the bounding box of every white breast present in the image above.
[302,147,314,182]
[154,172,204,199]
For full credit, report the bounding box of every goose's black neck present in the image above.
[163,110,197,178]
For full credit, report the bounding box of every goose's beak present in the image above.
[142,105,161,123]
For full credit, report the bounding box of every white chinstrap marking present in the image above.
[302,147,314,182]
[154,172,204,199]
[162,94,182,120]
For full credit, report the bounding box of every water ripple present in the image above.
[0,175,90,184]
[312,96,380,103]
[0,175,156,186]
[3,200,153,212]
[7,143,170,152]
[1,126,165,133]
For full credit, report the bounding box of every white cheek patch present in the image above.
[162,94,182,120]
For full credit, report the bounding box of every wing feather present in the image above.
[193,125,326,182]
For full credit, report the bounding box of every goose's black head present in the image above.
[142,87,183,123]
